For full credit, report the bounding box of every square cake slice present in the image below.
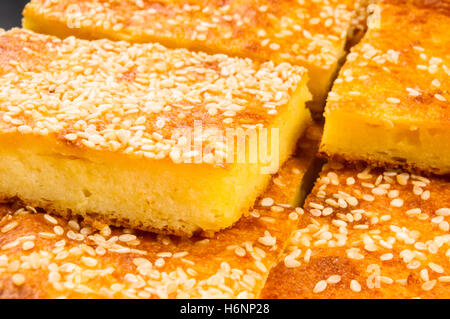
[0,128,321,299]
[320,0,450,174]
[262,160,450,299]
[23,0,366,112]
[0,28,311,236]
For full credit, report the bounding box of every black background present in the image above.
[0,0,30,29]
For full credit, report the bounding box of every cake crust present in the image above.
[262,160,450,299]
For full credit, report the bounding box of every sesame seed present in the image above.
[421,190,430,200]
[260,197,274,207]
[390,198,404,207]
[235,247,246,257]
[12,274,25,286]
[420,269,430,281]
[436,208,450,216]
[1,221,18,233]
[387,97,400,104]
[269,43,280,51]
[119,234,137,242]
[431,79,441,87]
[53,226,64,236]
[258,231,276,246]
[81,256,98,267]
[313,280,327,293]
[155,258,165,268]
[438,276,450,283]
[439,221,449,231]
[64,133,78,141]
[271,206,284,213]
[350,280,361,292]
[44,214,58,225]
[428,262,444,274]
[421,280,436,291]
[309,202,324,210]
[380,253,393,261]
[406,208,421,216]
[406,88,421,96]
[396,173,409,185]
[326,275,341,284]
[22,241,35,251]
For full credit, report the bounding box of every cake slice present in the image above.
[0,28,311,236]
[0,128,320,299]
[262,160,450,299]
[22,0,367,112]
[320,0,450,174]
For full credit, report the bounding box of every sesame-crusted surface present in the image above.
[0,28,307,165]
[0,129,320,299]
[261,160,450,298]
[324,0,450,125]
[23,0,358,70]
[22,0,364,109]
[320,0,450,174]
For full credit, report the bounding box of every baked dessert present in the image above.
[0,128,320,298]
[262,160,450,298]
[320,0,450,174]
[22,0,367,112]
[0,28,311,236]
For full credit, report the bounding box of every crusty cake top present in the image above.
[325,0,450,126]
[262,160,450,298]
[24,0,361,71]
[0,28,307,164]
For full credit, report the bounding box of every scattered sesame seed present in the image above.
[12,274,25,286]
[260,197,274,207]
[313,280,327,293]
[390,198,404,207]
[387,97,400,104]
[350,280,361,292]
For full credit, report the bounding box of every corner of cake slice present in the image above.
[320,0,450,175]
[0,28,311,236]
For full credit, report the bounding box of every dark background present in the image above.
[1,0,30,29]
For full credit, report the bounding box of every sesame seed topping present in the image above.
[12,274,25,286]
[390,198,404,207]
[387,97,400,104]
[313,280,327,293]
[260,198,274,207]
[350,280,361,292]
[0,29,307,166]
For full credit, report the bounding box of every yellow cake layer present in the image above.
[0,28,311,236]
[0,127,321,299]
[321,0,450,174]
[22,0,366,112]
[262,160,450,298]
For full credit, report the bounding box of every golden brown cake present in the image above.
[0,28,311,236]
[320,0,450,174]
[0,128,320,299]
[262,160,450,298]
[22,0,367,112]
